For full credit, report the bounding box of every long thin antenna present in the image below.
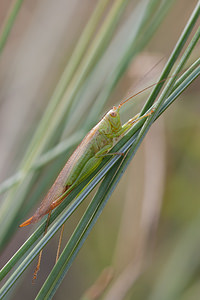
[126,56,165,96]
[118,71,183,109]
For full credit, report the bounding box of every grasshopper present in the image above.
[19,86,155,280]
[20,106,153,227]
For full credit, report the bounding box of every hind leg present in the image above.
[32,211,51,282]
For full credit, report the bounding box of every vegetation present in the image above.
[0,1,199,299]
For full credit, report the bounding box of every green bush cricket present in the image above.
[19,97,156,227]
[19,79,168,280]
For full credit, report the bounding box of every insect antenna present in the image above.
[118,70,184,109]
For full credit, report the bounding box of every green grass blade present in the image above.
[0,0,23,54]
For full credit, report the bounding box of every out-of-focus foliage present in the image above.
[0,1,199,299]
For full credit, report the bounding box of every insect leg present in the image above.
[126,109,154,127]
[33,211,51,282]
[55,224,65,263]
[114,109,154,138]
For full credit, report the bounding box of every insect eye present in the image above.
[110,111,117,117]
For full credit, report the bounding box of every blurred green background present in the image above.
[0,0,199,299]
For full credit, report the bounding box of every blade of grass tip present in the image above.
[141,2,200,115]
[35,159,123,300]
[0,0,23,54]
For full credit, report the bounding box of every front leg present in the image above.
[113,109,154,138]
